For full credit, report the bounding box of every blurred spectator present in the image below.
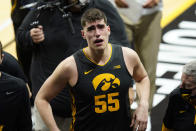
[11,0,36,89]
[162,60,196,131]
[11,0,35,33]
[0,41,31,97]
[0,41,32,131]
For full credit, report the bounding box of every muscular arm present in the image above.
[35,56,77,131]
[123,47,150,131]
[132,57,150,131]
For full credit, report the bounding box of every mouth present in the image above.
[94,39,104,45]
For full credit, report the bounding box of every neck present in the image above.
[86,44,111,65]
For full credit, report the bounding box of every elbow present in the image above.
[34,93,45,108]
[35,92,51,109]
[135,75,150,84]
[34,94,40,107]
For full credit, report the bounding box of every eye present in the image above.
[97,24,105,29]
[87,26,96,32]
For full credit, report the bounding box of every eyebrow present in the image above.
[87,24,106,31]
[87,25,96,31]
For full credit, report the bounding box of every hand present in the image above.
[114,0,129,8]
[129,88,135,104]
[30,25,45,44]
[130,103,148,131]
[143,0,159,8]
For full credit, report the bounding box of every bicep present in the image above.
[123,47,148,82]
[133,58,148,82]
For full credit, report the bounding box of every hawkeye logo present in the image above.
[92,73,121,113]
[92,73,120,91]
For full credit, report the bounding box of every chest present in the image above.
[72,59,132,102]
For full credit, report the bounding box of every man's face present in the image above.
[181,73,196,95]
[81,19,110,51]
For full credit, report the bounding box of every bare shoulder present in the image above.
[121,47,140,76]
[122,47,139,64]
[56,55,77,86]
[60,56,77,75]
[61,56,75,67]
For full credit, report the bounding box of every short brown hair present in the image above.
[81,8,107,27]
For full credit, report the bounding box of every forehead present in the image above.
[84,19,106,28]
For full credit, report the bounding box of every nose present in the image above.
[95,28,101,38]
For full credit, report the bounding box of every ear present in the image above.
[107,25,111,35]
[81,30,86,39]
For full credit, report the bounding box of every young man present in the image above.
[162,60,196,131]
[17,0,130,130]
[35,8,150,131]
[0,42,32,131]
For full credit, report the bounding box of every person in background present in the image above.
[35,8,150,131]
[112,0,162,111]
[162,60,196,131]
[0,41,31,97]
[17,0,130,130]
[11,0,36,89]
[0,41,32,131]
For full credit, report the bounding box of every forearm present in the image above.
[136,76,150,108]
[130,76,150,129]
[35,98,60,131]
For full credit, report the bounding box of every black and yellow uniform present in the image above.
[0,72,32,131]
[71,44,133,131]
[17,0,130,118]
[162,88,196,131]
